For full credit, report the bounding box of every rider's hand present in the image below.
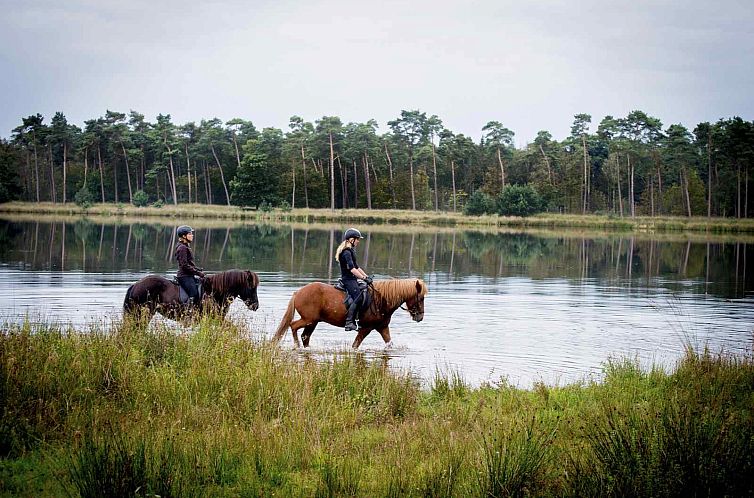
[197,271,206,278]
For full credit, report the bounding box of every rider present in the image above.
[175,225,204,308]
[335,227,373,331]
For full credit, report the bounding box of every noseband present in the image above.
[400,293,423,318]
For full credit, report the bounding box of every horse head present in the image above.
[403,279,426,322]
[205,270,260,312]
[239,270,260,311]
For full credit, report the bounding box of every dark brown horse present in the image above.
[273,278,427,349]
[123,269,260,321]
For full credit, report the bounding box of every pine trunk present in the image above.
[33,140,40,202]
[616,154,624,217]
[210,145,231,206]
[97,146,105,203]
[432,143,438,211]
[62,142,67,203]
[48,144,56,202]
[384,142,396,208]
[291,158,296,208]
[121,143,133,203]
[451,159,457,213]
[409,150,416,210]
[707,135,713,218]
[364,152,372,210]
[301,143,309,208]
[329,132,335,211]
[185,142,192,204]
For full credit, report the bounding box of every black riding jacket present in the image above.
[339,247,359,281]
[175,241,202,278]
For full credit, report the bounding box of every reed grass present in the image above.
[3,201,754,233]
[1,318,752,496]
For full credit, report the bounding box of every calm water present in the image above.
[1,216,752,387]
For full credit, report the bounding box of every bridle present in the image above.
[400,292,423,319]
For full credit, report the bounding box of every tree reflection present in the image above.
[0,218,750,299]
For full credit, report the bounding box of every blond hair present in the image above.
[334,240,353,262]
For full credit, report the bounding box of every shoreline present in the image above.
[2,201,753,233]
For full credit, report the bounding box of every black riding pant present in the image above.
[178,276,200,306]
[342,278,362,308]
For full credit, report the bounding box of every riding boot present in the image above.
[344,300,359,331]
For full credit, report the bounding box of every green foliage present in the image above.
[74,187,94,208]
[151,199,164,208]
[0,140,21,203]
[464,190,495,215]
[230,140,281,208]
[131,189,149,207]
[478,417,557,497]
[1,319,754,496]
[496,184,545,216]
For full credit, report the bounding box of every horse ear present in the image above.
[415,279,422,294]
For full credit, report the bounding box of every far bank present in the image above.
[1,201,753,233]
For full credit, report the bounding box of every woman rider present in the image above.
[175,225,205,308]
[335,228,373,331]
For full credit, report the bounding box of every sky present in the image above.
[1,0,753,146]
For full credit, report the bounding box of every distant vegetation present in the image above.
[1,316,752,496]
[1,110,752,219]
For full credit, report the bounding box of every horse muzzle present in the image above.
[246,300,259,311]
[412,312,424,322]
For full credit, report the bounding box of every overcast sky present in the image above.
[2,0,753,145]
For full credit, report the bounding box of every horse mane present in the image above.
[372,278,428,309]
[206,270,258,295]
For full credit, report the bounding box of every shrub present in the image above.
[279,200,292,212]
[464,191,495,216]
[151,199,164,208]
[132,190,149,207]
[259,201,273,212]
[496,184,544,217]
[74,187,94,209]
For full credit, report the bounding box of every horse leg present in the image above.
[377,326,393,348]
[290,318,309,348]
[301,324,318,348]
[352,328,372,349]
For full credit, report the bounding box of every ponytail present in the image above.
[335,240,352,261]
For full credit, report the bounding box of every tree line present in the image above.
[0,109,752,217]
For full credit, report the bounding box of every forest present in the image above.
[0,109,752,218]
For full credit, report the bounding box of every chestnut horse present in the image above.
[123,269,260,321]
[273,278,427,349]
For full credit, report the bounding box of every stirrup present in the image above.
[344,321,357,331]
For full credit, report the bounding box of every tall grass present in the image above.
[3,201,754,233]
[1,318,753,496]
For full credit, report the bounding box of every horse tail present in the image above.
[123,284,136,313]
[272,292,296,343]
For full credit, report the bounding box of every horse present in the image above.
[272,278,427,349]
[123,269,260,322]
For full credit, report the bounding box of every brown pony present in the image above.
[123,269,260,321]
[273,278,428,349]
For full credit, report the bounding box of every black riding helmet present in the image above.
[177,225,194,238]
[343,228,363,241]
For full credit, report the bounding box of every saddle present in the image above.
[172,276,204,305]
[333,278,371,313]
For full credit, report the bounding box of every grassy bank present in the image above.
[1,317,752,496]
[2,201,754,233]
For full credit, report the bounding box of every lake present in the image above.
[1,214,752,388]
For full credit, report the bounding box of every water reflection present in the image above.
[1,215,752,388]
[1,217,750,299]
